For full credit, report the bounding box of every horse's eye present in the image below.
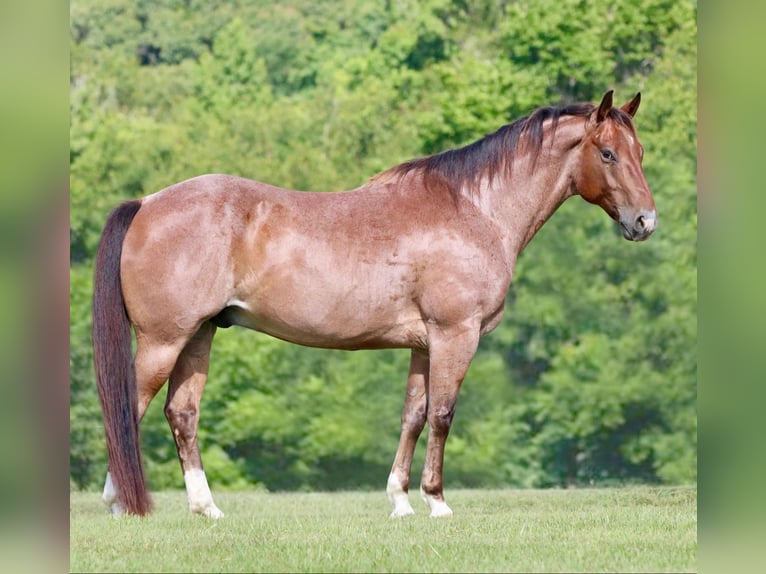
[600,149,616,162]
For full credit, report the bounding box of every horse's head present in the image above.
[575,90,657,241]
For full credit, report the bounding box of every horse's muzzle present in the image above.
[620,209,657,241]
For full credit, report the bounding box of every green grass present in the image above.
[70,487,696,572]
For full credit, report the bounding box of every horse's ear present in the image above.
[621,92,641,118]
[596,90,614,124]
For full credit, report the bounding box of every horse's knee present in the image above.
[428,403,456,434]
[402,404,427,432]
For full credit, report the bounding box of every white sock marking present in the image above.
[387,473,415,518]
[420,486,453,518]
[102,472,126,516]
[184,469,224,519]
[102,472,117,504]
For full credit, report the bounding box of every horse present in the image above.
[93,90,656,519]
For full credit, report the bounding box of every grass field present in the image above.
[70,486,696,572]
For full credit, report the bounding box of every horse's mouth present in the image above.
[620,221,635,240]
[620,221,653,242]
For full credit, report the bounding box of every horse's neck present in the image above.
[479,135,582,261]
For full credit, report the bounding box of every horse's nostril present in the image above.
[636,215,646,230]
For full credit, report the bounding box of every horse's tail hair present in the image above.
[92,199,151,516]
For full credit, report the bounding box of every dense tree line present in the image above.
[70,0,697,492]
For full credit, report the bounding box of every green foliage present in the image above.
[70,265,105,489]
[70,0,697,492]
[192,18,273,115]
[503,0,687,102]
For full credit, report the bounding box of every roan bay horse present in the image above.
[93,90,656,519]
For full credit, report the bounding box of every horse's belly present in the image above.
[217,296,428,351]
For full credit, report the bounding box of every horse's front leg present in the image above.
[387,349,429,518]
[420,323,480,517]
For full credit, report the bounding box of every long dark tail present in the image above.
[92,200,151,516]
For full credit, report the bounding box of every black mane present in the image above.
[377,102,634,198]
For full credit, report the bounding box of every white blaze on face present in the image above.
[387,473,415,518]
[184,469,224,519]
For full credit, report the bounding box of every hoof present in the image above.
[429,503,453,518]
[192,504,224,519]
[389,505,416,519]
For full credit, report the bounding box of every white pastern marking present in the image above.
[110,502,127,516]
[420,486,453,518]
[184,469,224,519]
[102,472,127,516]
[387,474,416,518]
[102,471,117,504]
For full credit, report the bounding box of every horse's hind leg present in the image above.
[164,321,223,518]
[387,349,429,518]
[103,338,185,515]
